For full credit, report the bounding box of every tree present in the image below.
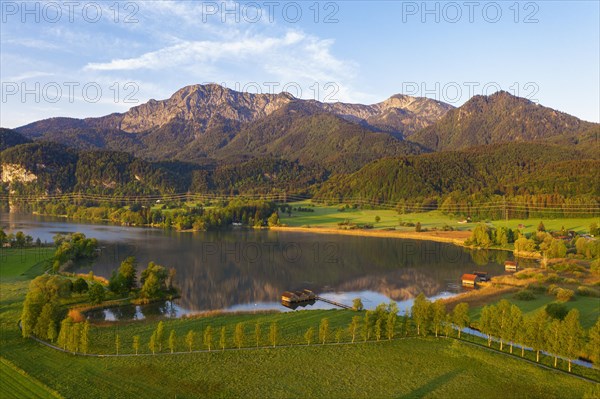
[452,303,470,338]
[495,300,512,351]
[514,236,536,253]
[220,326,226,351]
[304,327,314,345]
[507,304,523,354]
[480,306,495,347]
[234,323,244,349]
[431,300,446,338]
[269,322,278,347]
[88,282,105,304]
[562,309,584,372]
[526,310,548,362]
[267,212,280,227]
[47,320,58,343]
[80,321,89,355]
[69,322,80,353]
[415,222,422,232]
[375,215,381,223]
[546,239,567,259]
[34,302,56,339]
[168,330,176,354]
[587,318,600,365]
[156,321,164,351]
[149,332,157,355]
[140,262,168,298]
[133,335,140,355]
[254,323,261,347]
[546,319,562,367]
[57,317,72,350]
[362,311,371,341]
[349,316,360,343]
[537,221,546,232]
[411,293,431,336]
[204,326,213,351]
[184,330,194,352]
[319,318,330,344]
[374,318,382,341]
[443,314,453,338]
[386,311,397,340]
[468,224,492,248]
[352,298,364,311]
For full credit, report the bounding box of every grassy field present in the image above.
[0,246,54,280]
[0,358,62,399]
[279,202,600,235]
[2,248,600,398]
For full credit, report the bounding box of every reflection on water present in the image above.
[3,213,527,317]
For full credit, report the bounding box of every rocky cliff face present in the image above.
[315,94,453,137]
[118,84,297,133]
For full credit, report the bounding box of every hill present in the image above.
[411,91,597,151]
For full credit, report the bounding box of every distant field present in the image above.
[279,202,600,235]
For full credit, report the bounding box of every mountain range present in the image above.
[1,84,598,205]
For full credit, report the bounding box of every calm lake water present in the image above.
[1,213,519,320]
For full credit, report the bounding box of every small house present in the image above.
[461,273,480,287]
[504,261,518,272]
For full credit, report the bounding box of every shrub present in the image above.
[545,274,563,284]
[545,302,568,320]
[547,284,559,295]
[513,290,536,301]
[576,286,600,297]
[72,277,88,293]
[526,283,547,294]
[555,288,574,302]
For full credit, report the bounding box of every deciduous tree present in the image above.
[305,327,314,345]
[319,318,330,344]
[234,323,244,349]
[133,335,140,355]
[452,303,470,338]
[349,316,360,343]
[185,331,194,352]
[204,326,213,351]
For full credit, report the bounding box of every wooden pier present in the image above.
[315,296,353,310]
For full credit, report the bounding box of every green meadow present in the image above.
[279,201,599,234]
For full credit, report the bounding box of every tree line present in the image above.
[27,199,280,232]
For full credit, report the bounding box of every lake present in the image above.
[1,213,516,319]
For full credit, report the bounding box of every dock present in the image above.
[315,295,353,310]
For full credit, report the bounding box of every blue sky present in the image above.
[1,1,599,127]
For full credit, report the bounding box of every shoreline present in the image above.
[271,225,471,245]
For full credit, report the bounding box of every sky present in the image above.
[1,0,599,128]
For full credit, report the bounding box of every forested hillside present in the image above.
[314,142,600,218]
